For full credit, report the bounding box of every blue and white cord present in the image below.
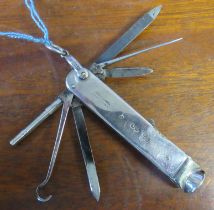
[0,0,52,46]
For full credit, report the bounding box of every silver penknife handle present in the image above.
[66,70,205,193]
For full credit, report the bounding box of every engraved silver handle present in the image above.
[66,69,205,193]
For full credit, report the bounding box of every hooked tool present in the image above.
[10,6,165,202]
[1,2,204,202]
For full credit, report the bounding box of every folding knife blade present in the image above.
[72,99,100,201]
[95,5,162,63]
[105,67,153,78]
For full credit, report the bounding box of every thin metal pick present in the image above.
[99,38,183,67]
[36,93,73,202]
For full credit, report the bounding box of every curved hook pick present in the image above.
[36,181,52,202]
[35,92,73,202]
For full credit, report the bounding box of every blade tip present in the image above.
[144,68,154,75]
[149,68,154,74]
[156,5,163,10]
[10,140,16,146]
[92,189,100,202]
[149,5,162,19]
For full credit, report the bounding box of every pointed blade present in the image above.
[72,100,100,201]
[106,67,153,78]
[95,5,162,63]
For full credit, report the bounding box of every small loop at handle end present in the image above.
[45,43,69,57]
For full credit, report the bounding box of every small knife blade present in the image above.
[105,67,153,78]
[72,99,100,201]
[95,5,162,63]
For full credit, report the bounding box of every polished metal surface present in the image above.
[10,98,63,146]
[90,38,182,80]
[9,6,163,201]
[66,69,205,192]
[105,67,153,78]
[9,4,204,203]
[72,99,100,201]
[36,91,74,202]
[90,64,153,80]
[65,55,89,79]
[45,43,69,57]
[99,38,183,67]
[10,37,181,146]
[95,5,162,63]
[9,5,165,147]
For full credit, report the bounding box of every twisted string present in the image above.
[0,0,52,46]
